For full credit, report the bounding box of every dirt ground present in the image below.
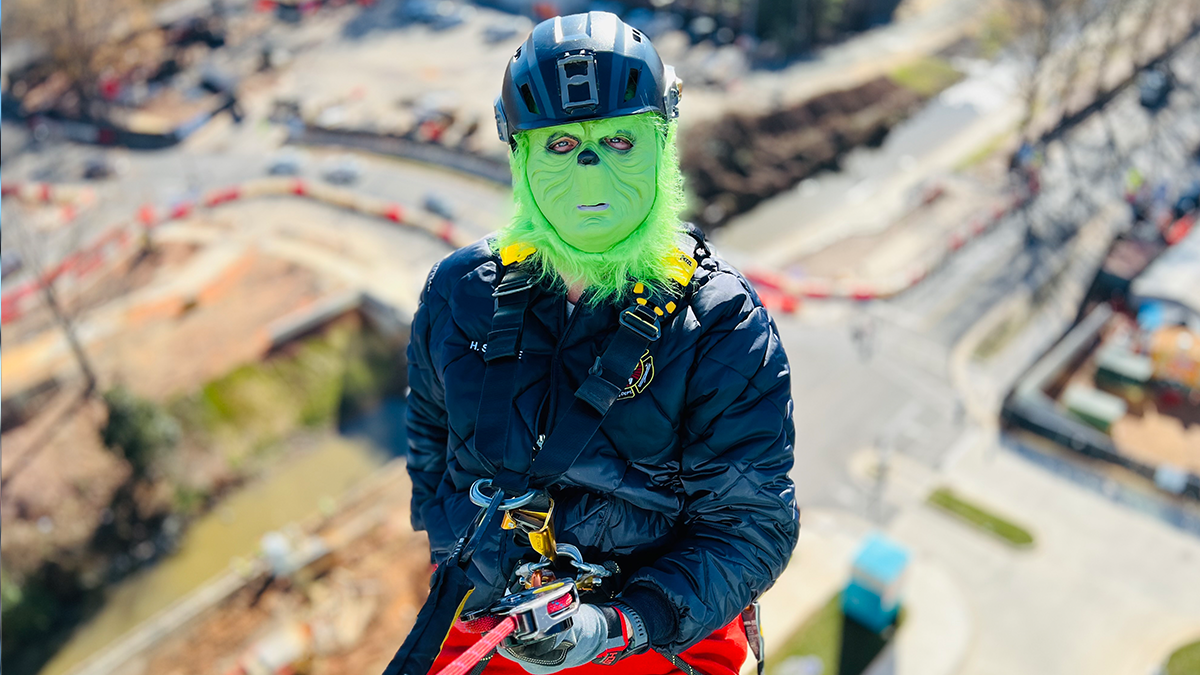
[1112,401,1200,475]
[1,241,201,346]
[130,466,432,675]
[680,77,924,228]
[1,237,330,582]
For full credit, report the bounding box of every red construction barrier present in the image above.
[745,269,791,293]
[292,179,308,197]
[139,204,158,227]
[384,203,405,223]
[204,186,242,207]
[757,289,799,314]
[1,298,22,325]
[44,253,81,284]
[169,201,195,221]
[73,251,106,278]
[1,183,18,198]
[1165,213,1195,245]
[61,205,77,223]
[438,220,457,244]
[948,232,965,251]
[802,284,831,299]
[851,287,877,301]
[1,282,38,325]
[39,183,52,203]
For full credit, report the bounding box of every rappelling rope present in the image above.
[432,617,518,675]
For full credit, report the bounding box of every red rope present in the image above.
[432,616,518,675]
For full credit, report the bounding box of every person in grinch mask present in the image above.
[407,12,799,674]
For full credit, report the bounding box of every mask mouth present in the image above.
[577,203,610,212]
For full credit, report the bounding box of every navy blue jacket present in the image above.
[406,236,799,654]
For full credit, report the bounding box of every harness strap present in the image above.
[485,233,703,496]
[473,266,536,493]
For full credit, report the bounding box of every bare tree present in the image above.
[4,207,101,396]
[1,0,147,119]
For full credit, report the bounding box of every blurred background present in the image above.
[1,0,1199,673]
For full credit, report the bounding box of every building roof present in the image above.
[1132,226,1200,319]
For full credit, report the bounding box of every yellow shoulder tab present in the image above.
[500,242,537,266]
[664,247,697,287]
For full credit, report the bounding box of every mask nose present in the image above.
[577,149,599,166]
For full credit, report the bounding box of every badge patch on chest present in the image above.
[618,350,654,401]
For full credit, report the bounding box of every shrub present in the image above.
[101,386,180,478]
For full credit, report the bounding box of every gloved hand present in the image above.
[498,602,648,673]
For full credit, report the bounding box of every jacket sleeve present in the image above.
[406,263,450,532]
[620,270,800,654]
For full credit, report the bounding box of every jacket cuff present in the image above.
[618,584,678,648]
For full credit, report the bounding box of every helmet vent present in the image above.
[631,29,643,43]
[624,68,641,102]
[519,84,539,114]
[513,45,522,60]
[556,53,599,111]
[567,84,592,103]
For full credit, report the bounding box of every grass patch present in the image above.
[928,488,1035,548]
[1167,640,1200,675]
[768,594,844,675]
[972,308,1032,361]
[889,56,965,98]
[956,130,1014,172]
[168,319,404,467]
[977,10,1015,60]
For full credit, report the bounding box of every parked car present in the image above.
[1138,66,1173,110]
[423,192,456,220]
[267,149,304,176]
[482,16,530,44]
[83,157,116,180]
[322,156,361,185]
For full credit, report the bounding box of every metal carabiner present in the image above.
[470,479,539,511]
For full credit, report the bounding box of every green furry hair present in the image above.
[494,112,686,307]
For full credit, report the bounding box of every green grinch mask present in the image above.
[496,112,687,306]
[523,116,659,253]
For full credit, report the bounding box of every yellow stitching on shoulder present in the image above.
[500,242,537,266]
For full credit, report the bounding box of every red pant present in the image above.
[430,617,748,675]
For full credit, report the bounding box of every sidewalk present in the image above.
[749,507,973,675]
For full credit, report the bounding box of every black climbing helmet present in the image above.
[495,11,682,144]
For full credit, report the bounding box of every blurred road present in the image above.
[781,31,1200,522]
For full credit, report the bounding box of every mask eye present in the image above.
[604,137,633,151]
[548,137,579,154]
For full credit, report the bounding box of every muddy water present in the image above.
[39,436,388,675]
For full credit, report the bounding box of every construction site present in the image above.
[4,0,1200,674]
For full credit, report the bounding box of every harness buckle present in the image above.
[493,273,536,298]
[619,306,661,341]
